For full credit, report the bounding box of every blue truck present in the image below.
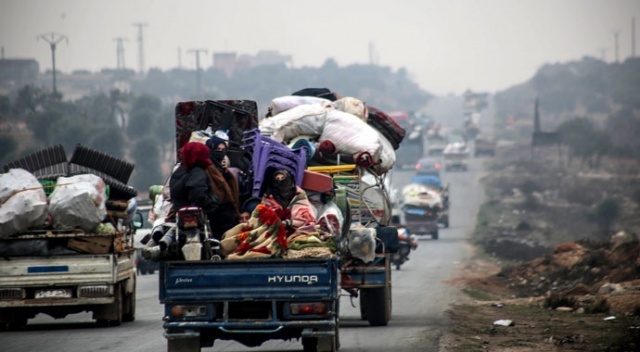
[157,99,395,352]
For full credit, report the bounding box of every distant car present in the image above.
[415,157,442,175]
[410,174,443,189]
[133,203,159,275]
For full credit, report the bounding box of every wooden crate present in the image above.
[67,236,113,254]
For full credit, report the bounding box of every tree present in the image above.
[89,125,126,158]
[127,108,155,138]
[130,136,162,192]
[590,198,620,233]
[556,117,610,168]
[0,135,18,166]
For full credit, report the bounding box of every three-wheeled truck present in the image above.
[156,99,397,352]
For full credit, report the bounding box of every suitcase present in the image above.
[175,100,259,172]
[367,106,406,150]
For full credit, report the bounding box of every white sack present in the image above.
[320,110,381,157]
[268,95,331,116]
[49,174,107,231]
[347,225,376,263]
[259,103,332,142]
[316,201,344,236]
[0,169,48,238]
[372,131,396,175]
[332,97,368,122]
[401,183,443,209]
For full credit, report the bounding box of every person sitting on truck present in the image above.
[239,197,261,223]
[261,169,317,231]
[204,135,241,239]
[143,142,220,259]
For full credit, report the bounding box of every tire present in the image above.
[302,326,338,352]
[122,280,136,322]
[432,230,439,240]
[168,336,201,352]
[96,284,123,327]
[6,316,28,331]
[360,286,391,326]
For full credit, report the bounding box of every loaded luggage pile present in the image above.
[156,89,404,352]
[0,144,138,329]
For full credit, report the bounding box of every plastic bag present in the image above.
[259,103,332,142]
[268,95,331,116]
[0,169,49,238]
[332,97,368,122]
[49,174,107,231]
[347,225,376,263]
[316,201,344,236]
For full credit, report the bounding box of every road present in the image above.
[0,159,486,352]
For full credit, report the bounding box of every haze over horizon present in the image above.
[1,0,639,96]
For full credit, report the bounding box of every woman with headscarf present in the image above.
[204,136,241,239]
[261,169,317,231]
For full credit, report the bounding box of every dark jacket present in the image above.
[169,164,219,215]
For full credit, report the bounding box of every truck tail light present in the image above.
[0,288,25,300]
[289,302,327,316]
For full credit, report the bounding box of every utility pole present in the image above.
[132,22,148,75]
[614,30,620,63]
[633,17,636,57]
[113,37,127,69]
[188,49,208,96]
[37,32,67,95]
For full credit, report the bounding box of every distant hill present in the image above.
[494,57,640,134]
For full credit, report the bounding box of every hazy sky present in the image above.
[1,0,639,95]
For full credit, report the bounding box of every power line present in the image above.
[113,37,127,69]
[37,32,67,95]
[132,22,148,75]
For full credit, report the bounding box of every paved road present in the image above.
[1,158,486,352]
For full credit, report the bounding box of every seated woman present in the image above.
[261,169,317,230]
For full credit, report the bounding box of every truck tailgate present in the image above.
[161,258,338,302]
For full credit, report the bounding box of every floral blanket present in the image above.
[221,204,336,260]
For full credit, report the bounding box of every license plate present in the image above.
[35,289,72,299]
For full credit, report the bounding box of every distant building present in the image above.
[213,52,237,78]
[0,58,40,89]
[212,50,293,77]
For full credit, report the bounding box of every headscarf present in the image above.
[181,142,212,171]
[271,169,296,209]
[206,136,228,165]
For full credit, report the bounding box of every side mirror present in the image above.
[133,212,144,229]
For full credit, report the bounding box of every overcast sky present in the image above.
[1,0,639,95]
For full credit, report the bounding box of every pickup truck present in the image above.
[157,99,397,352]
[0,228,137,329]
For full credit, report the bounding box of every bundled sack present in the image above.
[372,131,397,175]
[49,174,107,231]
[316,201,344,236]
[401,183,443,209]
[332,97,368,122]
[320,109,382,158]
[347,225,376,263]
[0,169,49,238]
[259,103,332,142]
[268,95,331,117]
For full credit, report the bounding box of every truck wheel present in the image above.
[432,230,439,240]
[360,286,391,326]
[168,336,201,352]
[96,284,123,327]
[302,326,338,352]
[6,316,28,331]
[122,281,136,322]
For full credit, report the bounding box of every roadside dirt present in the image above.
[438,143,640,352]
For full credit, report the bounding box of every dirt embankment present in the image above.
[441,142,640,352]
